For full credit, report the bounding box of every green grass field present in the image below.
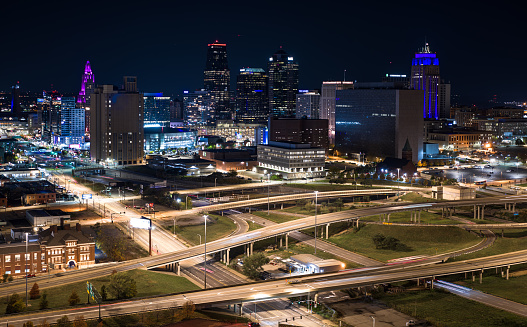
[176,214,236,246]
[252,211,301,223]
[377,289,527,327]
[0,269,199,315]
[461,273,527,305]
[329,224,481,262]
[360,211,462,225]
[399,192,434,203]
[451,229,527,261]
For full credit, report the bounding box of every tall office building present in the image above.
[410,43,441,119]
[268,48,299,118]
[58,96,84,145]
[143,93,171,127]
[77,61,95,139]
[235,68,268,125]
[90,76,144,165]
[335,83,423,162]
[39,90,62,143]
[320,81,354,144]
[296,90,320,119]
[204,42,231,121]
[269,117,328,150]
[11,83,21,118]
[183,90,214,125]
[439,83,451,118]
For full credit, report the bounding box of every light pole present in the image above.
[25,232,28,307]
[314,191,318,255]
[267,174,270,215]
[371,316,375,327]
[397,168,400,189]
[203,214,208,289]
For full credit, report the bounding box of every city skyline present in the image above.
[0,1,524,106]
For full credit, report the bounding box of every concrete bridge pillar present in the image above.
[418,210,421,224]
[474,205,477,219]
[356,218,360,228]
[326,224,330,239]
[513,203,516,212]
[250,242,254,256]
[507,265,510,280]
[314,293,319,308]
[480,269,483,284]
[280,236,283,248]
[472,272,475,282]
[430,277,434,289]
[226,248,230,264]
[286,233,289,249]
[240,302,244,316]
[387,214,390,222]
[246,244,250,256]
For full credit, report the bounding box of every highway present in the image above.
[2,250,527,326]
[126,215,326,326]
[2,193,526,297]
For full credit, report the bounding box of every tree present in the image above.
[228,170,238,177]
[100,285,107,301]
[6,293,25,314]
[2,273,7,283]
[68,290,80,306]
[38,319,50,327]
[56,316,72,327]
[109,272,138,299]
[180,300,195,319]
[242,253,270,280]
[23,322,34,327]
[73,316,88,327]
[516,138,525,146]
[29,282,40,299]
[39,292,49,310]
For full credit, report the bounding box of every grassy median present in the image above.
[329,224,481,262]
[175,214,236,246]
[0,269,199,315]
[376,289,527,327]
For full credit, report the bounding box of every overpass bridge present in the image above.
[71,164,106,176]
[2,250,527,326]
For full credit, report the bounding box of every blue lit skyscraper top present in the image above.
[410,43,440,119]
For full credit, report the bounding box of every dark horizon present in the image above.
[1,1,524,107]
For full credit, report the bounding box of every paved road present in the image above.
[435,280,527,317]
[2,250,527,326]
[231,211,381,266]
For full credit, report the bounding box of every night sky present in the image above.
[0,1,523,106]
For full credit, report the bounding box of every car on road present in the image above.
[248,323,260,327]
[507,169,512,172]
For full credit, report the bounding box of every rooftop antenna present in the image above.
[343,69,347,82]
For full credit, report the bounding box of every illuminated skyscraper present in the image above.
[235,68,268,124]
[204,42,231,121]
[78,61,95,139]
[90,76,144,165]
[296,90,320,119]
[143,93,171,127]
[320,81,354,144]
[59,97,85,145]
[268,48,299,117]
[410,43,440,119]
[183,90,214,126]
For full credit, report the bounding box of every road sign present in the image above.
[86,281,102,303]
[82,194,93,200]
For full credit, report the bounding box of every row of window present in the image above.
[3,253,40,263]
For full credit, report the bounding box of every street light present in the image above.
[25,232,28,307]
[397,168,400,189]
[314,191,318,255]
[267,173,270,215]
[203,214,208,289]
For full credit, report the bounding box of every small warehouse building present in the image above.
[26,209,71,227]
[290,254,345,274]
[432,185,476,200]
